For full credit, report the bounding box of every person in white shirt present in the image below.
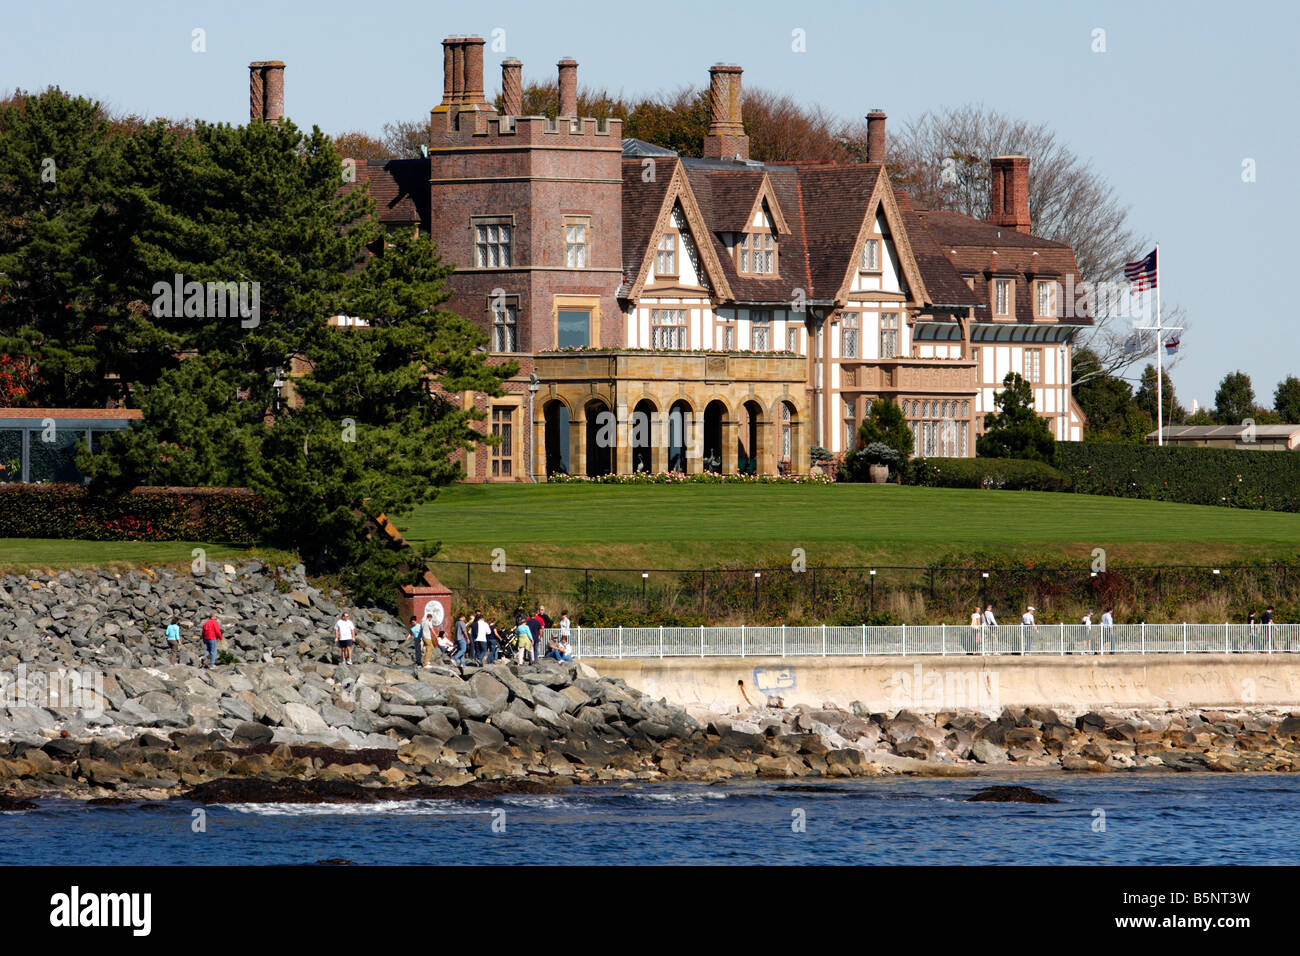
[968,606,982,655]
[334,611,357,664]
[1100,607,1114,654]
[1020,606,1036,655]
[472,612,490,664]
[982,605,997,627]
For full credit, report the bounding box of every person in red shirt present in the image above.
[201,614,223,667]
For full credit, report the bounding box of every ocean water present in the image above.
[3,772,1298,866]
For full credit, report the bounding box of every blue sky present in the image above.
[5,0,1296,408]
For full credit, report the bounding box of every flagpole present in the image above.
[1155,243,1163,446]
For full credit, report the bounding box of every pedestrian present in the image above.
[166,616,183,665]
[436,627,455,657]
[1020,605,1036,655]
[559,610,572,655]
[526,607,545,663]
[1262,605,1277,650]
[201,612,223,668]
[981,604,997,652]
[967,606,981,655]
[512,614,534,665]
[1100,606,1114,654]
[484,618,500,664]
[334,610,356,665]
[452,613,468,666]
[1245,611,1258,653]
[420,611,436,667]
[408,615,422,669]
[472,611,490,664]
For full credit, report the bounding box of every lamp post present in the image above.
[527,372,540,482]
[642,571,649,605]
[524,567,531,595]
[870,568,877,615]
[753,571,761,613]
[981,571,989,612]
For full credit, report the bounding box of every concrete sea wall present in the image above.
[590,654,1300,714]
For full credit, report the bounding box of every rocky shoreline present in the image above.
[2,563,1300,805]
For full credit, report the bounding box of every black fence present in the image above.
[424,558,1300,623]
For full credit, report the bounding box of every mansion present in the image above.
[317,36,1090,479]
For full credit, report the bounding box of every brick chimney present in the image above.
[866,109,886,164]
[704,64,749,161]
[433,37,494,129]
[557,58,578,117]
[990,155,1031,234]
[501,58,523,116]
[249,61,285,123]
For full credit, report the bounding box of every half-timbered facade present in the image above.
[339,36,1091,479]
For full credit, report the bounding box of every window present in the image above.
[655,232,677,276]
[844,398,856,452]
[787,326,800,353]
[860,239,880,271]
[738,232,775,274]
[750,310,772,351]
[879,312,899,359]
[475,222,512,267]
[564,217,590,268]
[491,406,514,477]
[719,322,735,351]
[651,309,687,350]
[907,400,970,459]
[1024,347,1043,383]
[840,313,859,358]
[1036,281,1058,318]
[994,279,1011,316]
[492,303,518,353]
[781,404,792,462]
[557,309,590,348]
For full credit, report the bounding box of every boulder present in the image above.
[280,702,330,734]
[970,739,1008,765]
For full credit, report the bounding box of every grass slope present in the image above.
[401,483,1300,569]
[0,540,250,575]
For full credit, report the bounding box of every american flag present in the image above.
[1124,248,1158,291]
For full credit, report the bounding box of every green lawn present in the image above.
[0,539,250,574]
[401,483,1300,570]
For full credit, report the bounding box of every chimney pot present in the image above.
[557,57,578,117]
[866,109,886,164]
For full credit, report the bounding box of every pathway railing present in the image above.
[571,623,1300,659]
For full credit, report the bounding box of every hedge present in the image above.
[1056,443,1300,512]
[903,457,1068,491]
[0,484,268,543]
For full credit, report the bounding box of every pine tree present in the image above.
[977,372,1056,463]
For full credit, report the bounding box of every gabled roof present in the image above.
[620,158,734,301]
[896,193,984,310]
[682,160,813,304]
[343,158,431,230]
[916,205,1091,325]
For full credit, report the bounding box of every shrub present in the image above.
[0,484,267,542]
[1057,443,1300,512]
[903,457,1068,491]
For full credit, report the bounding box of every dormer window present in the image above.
[738,232,776,274]
[994,279,1012,317]
[655,232,677,276]
[1035,280,1059,318]
[860,238,881,272]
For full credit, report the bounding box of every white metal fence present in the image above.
[571,623,1300,659]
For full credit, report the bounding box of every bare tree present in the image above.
[888,104,1178,382]
[380,119,427,158]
